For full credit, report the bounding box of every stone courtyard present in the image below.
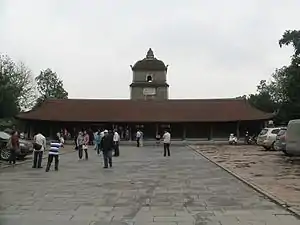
[0,145,299,225]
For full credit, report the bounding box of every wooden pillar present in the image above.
[49,125,53,139]
[129,126,132,141]
[209,124,213,140]
[183,124,186,140]
[29,124,33,139]
[236,121,240,140]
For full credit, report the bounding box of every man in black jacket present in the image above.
[100,130,114,168]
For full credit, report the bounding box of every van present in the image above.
[285,119,300,156]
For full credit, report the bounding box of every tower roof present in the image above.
[131,48,167,71]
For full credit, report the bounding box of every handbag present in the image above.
[83,144,88,150]
[33,142,42,150]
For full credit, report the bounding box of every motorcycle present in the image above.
[228,133,238,145]
[244,131,257,145]
[247,135,257,145]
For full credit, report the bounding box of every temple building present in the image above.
[16,48,273,139]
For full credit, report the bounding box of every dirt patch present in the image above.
[193,145,300,212]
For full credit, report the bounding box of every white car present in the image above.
[256,127,282,150]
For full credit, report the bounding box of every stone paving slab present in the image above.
[0,145,299,224]
[192,144,300,216]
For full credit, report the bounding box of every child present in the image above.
[155,133,161,146]
[45,141,62,172]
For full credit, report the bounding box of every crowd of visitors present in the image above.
[5,128,171,171]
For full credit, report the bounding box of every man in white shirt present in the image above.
[113,130,120,157]
[136,130,141,147]
[33,132,46,168]
[162,130,171,157]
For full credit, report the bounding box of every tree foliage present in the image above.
[0,55,36,117]
[34,68,68,107]
[249,30,300,123]
[279,30,300,57]
[0,54,69,119]
[248,80,277,113]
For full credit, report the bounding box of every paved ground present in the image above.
[0,145,299,225]
[193,144,300,216]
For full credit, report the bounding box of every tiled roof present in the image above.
[131,59,167,71]
[131,48,167,71]
[16,98,273,122]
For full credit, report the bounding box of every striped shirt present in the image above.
[49,142,62,155]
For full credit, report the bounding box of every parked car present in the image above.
[0,131,33,160]
[273,127,287,151]
[256,127,282,150]
[285,119,300,156]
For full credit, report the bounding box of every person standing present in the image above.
[136,130,141,147]
[100,130,114,168]
[56,132,61,141]
[140,130,144,147]
[95,130,101,155]
[74,129,78,150]
[100,129,105,139]
[113,130,120,157]
[93,131,98,150]
[82,130,89,160]
[125,129,130,141]
[32,132,46,168]
[77,131,84,160]
[162,130,171,157]
[45,141,62,172]
[7,131,19,165]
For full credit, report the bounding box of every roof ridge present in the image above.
[48,98,244,101]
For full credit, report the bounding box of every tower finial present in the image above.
[146,48,154,59]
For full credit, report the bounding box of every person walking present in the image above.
[100,130,114,168]
[162,130,171,157]
[45,141,62,172]
[136,130,141,147]
[32,132,46,168]
[113,130,120,157]
[7,130,19,165]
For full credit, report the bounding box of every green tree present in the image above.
[249,30,300,123]
[248,80,276,113]
[35,68,68,107]
[0,55,36,117]
[278,30,300,120]
[279,30,300,57]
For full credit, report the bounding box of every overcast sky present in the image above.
[0,0,298,99]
